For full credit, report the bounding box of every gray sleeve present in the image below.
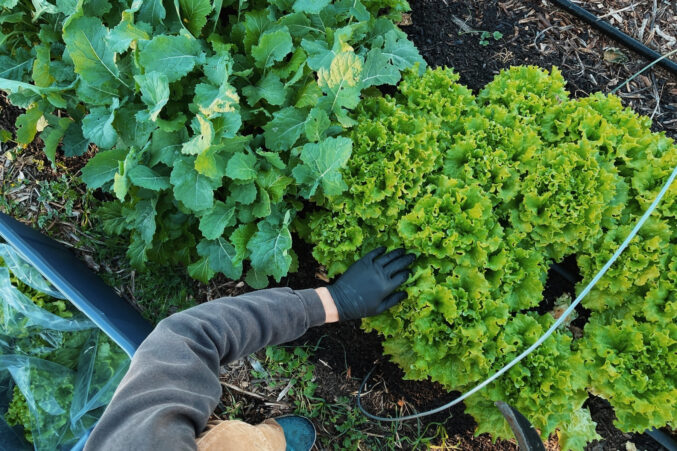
[84,287,326,451]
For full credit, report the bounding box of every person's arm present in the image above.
[85,288,328,451]
[85,247,413,451]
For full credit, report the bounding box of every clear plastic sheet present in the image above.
[0,244,65,300]
[0,243,130,451]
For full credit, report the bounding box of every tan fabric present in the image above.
[196,419,286,451]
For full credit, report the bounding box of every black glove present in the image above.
[328,247,415,321]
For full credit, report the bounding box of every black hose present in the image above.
[550,0,677,75]
[550,263,576,283]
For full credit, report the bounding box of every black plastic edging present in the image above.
[647,428,677,451]
[550,0,677,75]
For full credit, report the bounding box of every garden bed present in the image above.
[0,0,675,449]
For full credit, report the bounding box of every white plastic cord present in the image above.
[358,163,677,422]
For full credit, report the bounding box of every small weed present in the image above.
[458,29,503,46]
[479,30,503,46]
[33,175,88,229]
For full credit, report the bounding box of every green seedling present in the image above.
[479,30,503,46]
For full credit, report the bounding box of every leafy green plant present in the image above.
[304,66,677,449]
[0,0,424,287]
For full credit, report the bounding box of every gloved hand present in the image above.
[327,247,415,321]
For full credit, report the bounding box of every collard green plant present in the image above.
[0,0,424,287]
[304,66,677,449]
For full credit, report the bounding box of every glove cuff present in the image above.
[326,284,348,322]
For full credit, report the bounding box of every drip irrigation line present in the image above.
[549,0,677,75]
[357,163,677,422]
[611,48,677,95]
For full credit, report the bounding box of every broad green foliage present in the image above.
[305,67,676,449]
[0,0,424,286]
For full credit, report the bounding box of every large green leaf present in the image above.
[292,136,352,198]
[15,106,44,146]
[62,122,90,157]
[31,45,54,87]
[244,267,268,289]
[134,72,170,122]
[262,106,307,151]
[247,212,293,281]
[118,106,159,148]
[242,10,272,53]
[197,238,242,279]
[199,200,236,240]
[128,165,171,191]
[203,53,233,86]
[242,73,286,106]
[81,148,129,189]
[194,146,228,178]
[188,256,214,283]
[361,48,400,87]
[81,99,120,149]
[226,152,257,181]
[0,0,20,8]
[181,114,213,155]
[0,52,34,81]
[170,157,220,212]
[292,0,330,14]
[300,39,334,71]
[257,170,293,203]
[63,16,126,93]
[304,107,330,142]
[110,11,151,53]
[251,27,293,69]
[132,198,158,244]
[229,182,257,205]
[139,35,202,83]
[382,30,426,72]
[137,0,166,28]
[42,117,72,165]
[178,0,211,36]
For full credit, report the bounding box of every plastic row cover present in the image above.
[0,243,130,451]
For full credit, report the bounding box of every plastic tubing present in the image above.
[646,428,677,451]
[358,163,677,422]
[550,0,677,75]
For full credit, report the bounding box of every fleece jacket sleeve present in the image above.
[84,287,326,451]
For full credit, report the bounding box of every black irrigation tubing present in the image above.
[647,428,677,451]
[550,263,576,283]
[550,0,677,76]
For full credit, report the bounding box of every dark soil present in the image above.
[404,0,599,93]
[404,0,677,139]
[0,92,21,133]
